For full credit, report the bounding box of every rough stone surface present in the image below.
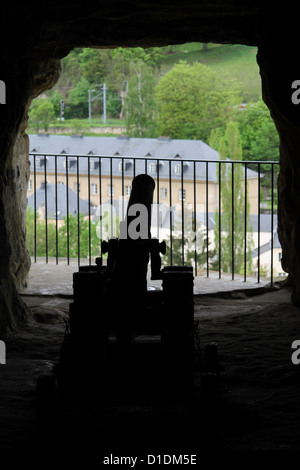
[1,286,300,457]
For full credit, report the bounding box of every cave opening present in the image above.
[1,3,300,456]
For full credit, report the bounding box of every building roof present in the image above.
[28,134,258,183]
[250,213,277,233]
[252,232,281,258]
[27,183,95,219]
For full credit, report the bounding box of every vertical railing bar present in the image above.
[258,164,261,283]
[66,156,70,265]
[99,157,102,257]
[121,158,124,220]
[133,158,136,178]
[33,155,37,263]
[244,163,247,282]
[218,161,221,279]
[88,156,91,265]
[44,155,48,264]
[77,156,80,266]
[271,163,274,287]
[145,159,147,175]
[206,161,209,278]
[55,155,58,264]
[193,161,197,276]
[169,160,173,266]
[110,157,113,237]
[231,162,234,280]
[157,159,159,239]
[181,160,184,266]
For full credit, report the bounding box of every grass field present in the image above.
[158,43,261,102]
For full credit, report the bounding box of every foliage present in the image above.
[231,100,279,163]
[26,207,57,257]
[78,48,112,85]
[65,77,91,119]
[46,89,64,117]
[124,60,157,137]
[106,89,122,118]
[210,121,254,274]
[154,61,241,141]
[29,99,55,132]
[163,207,215,270]
[26,207,101,259]
[57,213,100,259]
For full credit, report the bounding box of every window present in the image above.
[175,164,181,175]
[179,189,186,201]
[108,185,114,196]
[74,183,80,193]
[36,156,47,168]
[125,185,131,196]
[27,179,32,191]
[149,163,157,174]
[64,158,76,170]
[89,159,98,171]
[278,252,282,262]
[160,187,167,199]
[91,183,97,195]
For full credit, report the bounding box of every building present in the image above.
[28,134,260,216]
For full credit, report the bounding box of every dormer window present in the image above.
[36,156,47,168]
[174,162,189,175]
[64,157,77,170]
[89,159,99,171]
[175,163,181,175]
[60,147,70,155]
[149,163,157,174]
[119,159,132,172]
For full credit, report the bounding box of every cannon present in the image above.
[38,174,197,406]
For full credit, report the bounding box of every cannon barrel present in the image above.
[123,174,155,240]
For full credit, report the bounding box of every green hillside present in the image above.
[158,43,261,102]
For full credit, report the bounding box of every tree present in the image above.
[210,121,254,275]
[124,60,157,137]
[29,99,55,132]
[26,208,101,260]
[79,48,112,85]
[26,207,57,257]
[231,99,279,186]
[163,207,215,270]
[155,61,241,141]
[46,89,64,118]
[66,77,91,119]
[58,214,100,259]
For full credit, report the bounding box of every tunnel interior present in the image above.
[1,1,300,457]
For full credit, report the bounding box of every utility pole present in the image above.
[88,89,93,123]
[88,84,107,124]
[103,83,107,125]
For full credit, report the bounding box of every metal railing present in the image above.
[27,153,280,285]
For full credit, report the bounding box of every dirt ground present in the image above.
[1,284,300,463]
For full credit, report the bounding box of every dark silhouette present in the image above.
[37,174,196,408]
